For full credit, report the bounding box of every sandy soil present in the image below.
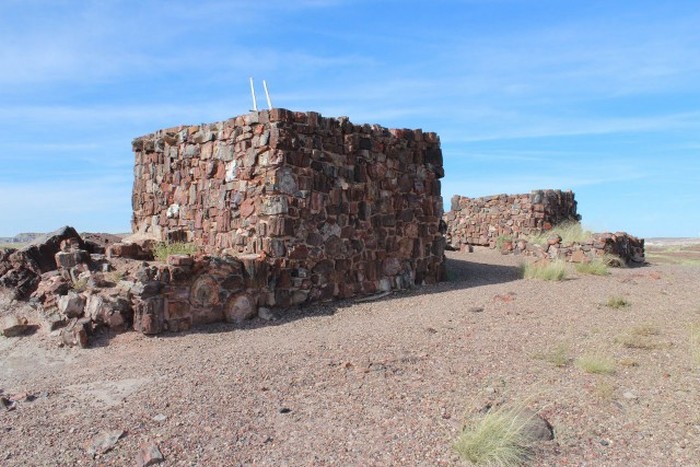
[1,248,699,466]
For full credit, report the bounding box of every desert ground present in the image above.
[1,244,699,466]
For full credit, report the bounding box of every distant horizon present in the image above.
[2,1,699,238]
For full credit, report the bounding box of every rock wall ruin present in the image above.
[444,190,579,249]
[131,109,446,313]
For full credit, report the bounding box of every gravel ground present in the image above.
[1,248,699,466]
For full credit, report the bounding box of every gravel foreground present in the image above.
[1,249,699,466]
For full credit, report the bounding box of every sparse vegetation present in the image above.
[606,296,630,309]
[528,222,591,246]
[576,354,616,375]
[454,405,536,466]
[108,271,125,283]
[645,244,700,266]
[71,278,88,292]
[594,377,616,401]
[495,235,513,250]
[615,325,665,350]
[521,260,567,281]
[575,259,609,276]
[153,241,198,262]
[532,343,571,367]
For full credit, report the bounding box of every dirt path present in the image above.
[1,249,699,465]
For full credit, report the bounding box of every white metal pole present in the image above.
[249,77,258,111]
[263,80,273,110]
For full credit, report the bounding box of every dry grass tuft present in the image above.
[521,260,567,281]
[575,260,609,276]
[615,325,666,350]
[528,222,591,246]
[576,354,616,375]
[532,343,571,367]
[454,405,537,466]
[606,296,630,309]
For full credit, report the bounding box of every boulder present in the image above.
[2,315,32,337]
[57,291,86,318]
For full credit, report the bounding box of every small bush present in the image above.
[606,296,630,309]
[575,260,609,276]
[576,354,615,375]
[454,405,536,466]
[153,242,198,262]
[521,260,567,281]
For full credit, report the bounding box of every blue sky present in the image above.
[1,0,699,238]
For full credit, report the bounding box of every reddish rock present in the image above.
[136,442,164,466]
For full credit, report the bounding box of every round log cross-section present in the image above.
[225,294,256,323]
[190,275,221,308]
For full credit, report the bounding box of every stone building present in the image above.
[130,109,446,317]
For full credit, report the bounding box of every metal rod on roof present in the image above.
[263,80,273,110]
[249,77,258,111]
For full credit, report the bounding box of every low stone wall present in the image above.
[444,190,579,249]
[498,231,645,266]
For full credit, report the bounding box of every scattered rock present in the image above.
[516,409,555,442]
[152,414,167,423]
[1,396,17,411]
[2,315,32,337]
[136,442,164,466]
[468,306,485,313]
[86,429,125,457]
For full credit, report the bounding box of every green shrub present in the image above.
[153,242,198,262]
[521,260,567,281]
[454,405,536,466]
[576,354,615,375]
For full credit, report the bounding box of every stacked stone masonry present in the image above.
[498,232,645,266]
[131,109,446,320]
[444,190,580,249]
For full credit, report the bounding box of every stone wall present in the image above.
[498,232,645,266]
[131,109,446,310]
[444,190,579,249]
